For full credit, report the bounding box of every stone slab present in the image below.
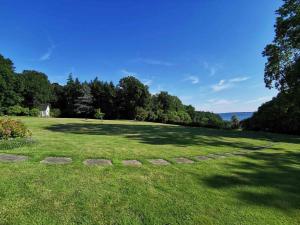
[173,157,194,164]
[194,155,210,161]
[148,159,170,165]
[84,159,112,166]
[41,157,72,165]
[0,154,28,162]
[122,160,142,166]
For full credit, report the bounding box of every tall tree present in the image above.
[116,76,150,119]
[262,0,300,91]
[63,74,82,117]
[0,54,22,112]
[20,70,53,108]
[74,83,93,118]
[89,78,116,119]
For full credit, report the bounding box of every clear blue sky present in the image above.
[0,0,281,113]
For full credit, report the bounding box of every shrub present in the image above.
[94,108,105,119]
[0,117,32,139]
[135,107,148,121]
[50,108,61,118]
[29,108,40,117]
[7,105,29,116]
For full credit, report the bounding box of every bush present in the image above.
[135,107,148,121]
[50,108,61,118]
[29,108,40,117]
[192,111,224,129]
[7,105,29,116]
[94,108,105,119]
[0,117,32,139]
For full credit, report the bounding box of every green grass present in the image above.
[1,117,300,225]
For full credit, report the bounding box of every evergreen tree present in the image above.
[74,84,93,118]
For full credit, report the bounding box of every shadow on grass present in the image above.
[45,122,300,148]
[202,151,300,210]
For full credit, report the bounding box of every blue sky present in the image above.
[0,0,280,113]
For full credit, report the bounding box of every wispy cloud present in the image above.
[141,79,153,86]
[246,96,273,104]
[184,75,199,84]
[121,69,153,86]
[207,98,239,105]
[132,58,174,66]
[39,37,56,61]
[212,76,250,92]
[121,69,138,76]
[203,61,222,76]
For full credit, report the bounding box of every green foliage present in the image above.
[116,76,150,119]
[74,84,93,117]
[0,117,31,139]
[90,78,116,119]
[29,108,40,117]
[94,108,105,120]
[231,115,240,129]
[242,92,300,134]
[135,107,148,121]
[245,0,300,134]
[192,111,224,129]
[50,108,61,118]
[0,54,22,109]
[7,105,29,116]
[19,70,53,108]
[262,0,300,91]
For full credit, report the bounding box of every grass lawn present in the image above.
[1,117,300,225]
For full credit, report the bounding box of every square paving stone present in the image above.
[194,155,210,161]
[173,157,194,164]
[41,157,72,165]
[0,154,28,163]
[122,160,142,166]
[148,159,170,165]
[84,159,112,166]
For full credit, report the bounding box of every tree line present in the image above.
[0,53,231,129]
[242,0,300,135]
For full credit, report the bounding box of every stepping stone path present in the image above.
[173,157,194,164]
[41,157,72,165]
[148,159,170,165]
[0,154,28,163]
[84,159,112,166]
[122,160,142,166]
[194,155,210,161]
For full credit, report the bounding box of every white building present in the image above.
[40,104,50,117]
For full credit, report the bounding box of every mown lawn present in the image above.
[1,117,300,225]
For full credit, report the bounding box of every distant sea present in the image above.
[218,112,253,121]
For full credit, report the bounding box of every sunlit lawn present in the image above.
[1,117,300,225]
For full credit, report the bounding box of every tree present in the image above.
[20,70,53,108]
[63,74,83,117]
[116,76,150,119]
[74,83,93,118]
[262,0,300,92]
[90,78,116,119]
[231,115,240,129]
[0,54,22,112]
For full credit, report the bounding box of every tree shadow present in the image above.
[45,122,300,149]
[202,151,300,210]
